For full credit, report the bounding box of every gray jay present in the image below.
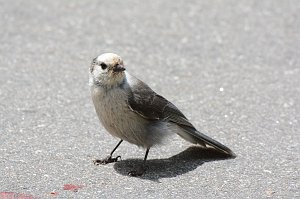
[89,53,235,176]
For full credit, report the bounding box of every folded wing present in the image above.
[126,76,235,156]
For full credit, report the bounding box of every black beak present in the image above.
[113,64,126,72]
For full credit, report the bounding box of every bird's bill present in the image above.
[113,64,126,72]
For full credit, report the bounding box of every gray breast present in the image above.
[91,85,152,147]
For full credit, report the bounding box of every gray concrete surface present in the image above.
[0,0,299,198]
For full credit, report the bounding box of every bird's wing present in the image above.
[126,75,195,129]
[125,74,235,156]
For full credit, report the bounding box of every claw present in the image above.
[93,155,121,165]
[115,155,121,161]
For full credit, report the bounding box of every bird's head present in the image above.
[89,53,126,88]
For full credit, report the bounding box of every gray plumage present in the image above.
[90,53,235,158]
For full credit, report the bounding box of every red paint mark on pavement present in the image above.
[0,192,14,199]
[0,192,37,199]
[63,184,83,192]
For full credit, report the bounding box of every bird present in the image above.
[89,53,235,176]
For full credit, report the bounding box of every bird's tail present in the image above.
[178,126,236,157]
[195,130,236,157]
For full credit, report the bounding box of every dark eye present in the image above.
[100,63,107,70]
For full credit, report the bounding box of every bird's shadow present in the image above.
[113,146,235,182]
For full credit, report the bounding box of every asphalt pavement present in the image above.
[0,0,299,198]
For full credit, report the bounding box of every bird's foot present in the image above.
[128,165,148,177]
[93,155,121,165]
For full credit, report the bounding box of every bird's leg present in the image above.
[94,140,123,165]
[128,148,150,176]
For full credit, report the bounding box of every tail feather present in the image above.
[178,126,236,157]
[194,130,236,157]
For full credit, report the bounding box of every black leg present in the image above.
[94,140,123,165]
[109,139,123,156]
[128,148,150,176]
[143,148,150,164]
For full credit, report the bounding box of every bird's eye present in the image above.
[100,63,107,70]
